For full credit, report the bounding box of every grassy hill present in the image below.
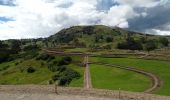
[46,25,170,51]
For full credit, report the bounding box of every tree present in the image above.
[27,66,36,73]
[10,40,21,54]
[144,40,157,52]
[106,36,113,43]
[159,37,169,47]
[117,37,143,50]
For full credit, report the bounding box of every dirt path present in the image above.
[84,56,92,89]
[90,62,161,93]
[1,85,170,100]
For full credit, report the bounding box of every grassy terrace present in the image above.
[90,64,151,92]
[0,59,54,84]
[0,56,84,87]
[68,64,84,87]
[90,57,170,95]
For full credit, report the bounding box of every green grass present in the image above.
[90,57,170,95]
[0,55,84,87]
[0,59,55,85]
[90,64,151,92]
[68,64,84,87]
[65,48,88,53]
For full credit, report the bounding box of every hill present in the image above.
[46,25,169,51]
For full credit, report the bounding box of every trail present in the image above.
[89,62,161,93]
[84,56,92,89]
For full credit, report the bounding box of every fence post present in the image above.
[55,84,58,94]
[119,88,121,100]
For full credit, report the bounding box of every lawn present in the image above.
[90,64,151,92]
[90,57,170,95]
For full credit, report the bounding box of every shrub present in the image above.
[59,76,71,86]
[0,65,10,71]
[48,65,57,72]
[57,66,66,72]
[15,62,19,66]
[57,57,72,66]
[48,80,54,84]
[117,38,143,50]
[159,37,169,47]
[144,40,157,52]
[106,36,113,43]
[52,74,60,81]
[58,68,80,86]
[23,44,39,51]
[27,66,36,73]
[36,53,55,61]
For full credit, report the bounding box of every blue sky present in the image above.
[0,0,170,40]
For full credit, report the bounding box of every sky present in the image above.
[0,0,170,40]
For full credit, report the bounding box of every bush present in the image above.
[52,74,60,81]
[159,37,169,47]
[106,36,113,43]
[15,62,19,66]
[23,45,39,51]
[57,56,72,66]
[36,54,55,61]
[48,64,58,72]
[58,68,80,86]
[48,80,54,84]
[0,65,10,71]
[50,66,81,86]
[59,76,71,86]
[144,40,157,52]
[27,66,36,73]
[117,38,143,50]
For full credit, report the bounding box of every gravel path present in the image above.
[0,92,115,100]
[84,56,92,89]
[0,85,170,100]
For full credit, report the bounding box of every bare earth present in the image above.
[0,85,170,100]
[0,92,115,100]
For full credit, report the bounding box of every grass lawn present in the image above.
[90,57,170,95]
[90,64,151,92]
[68,64,85,87]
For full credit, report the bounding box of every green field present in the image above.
[90,64,151,92]
[90,57,170,95]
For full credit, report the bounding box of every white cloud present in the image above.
[147,29,170,35]
[101,5,137,27]
[0,0,139,40]
[1,0,170,40]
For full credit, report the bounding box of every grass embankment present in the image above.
[0,55,84,87]
[90,64,151,92]
[0,59,54,84]
[68,64,84,87]
[90,57,170,95]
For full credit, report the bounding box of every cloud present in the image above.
[0,0,170,40]
[114,0,159,7]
